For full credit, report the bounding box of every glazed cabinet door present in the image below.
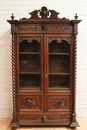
[17,34,45,122]
[43,34,72,124]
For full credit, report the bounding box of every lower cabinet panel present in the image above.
[47,95,71,112]
[17,113,71,126]
[18,95,42,111]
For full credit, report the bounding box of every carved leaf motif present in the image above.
[51,98,67,108]
[18,37,41,43]
[18,25,71,31]
[23,98,37,108]
[19,115,70,120]
[48,37,71,44]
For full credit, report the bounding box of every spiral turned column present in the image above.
[73,23,78,123]
[11,24,17,122]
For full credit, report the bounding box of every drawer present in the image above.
[18,113,71,126]
[18,95,42,111]
[46,95,71,112]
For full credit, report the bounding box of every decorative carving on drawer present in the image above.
[23,98,38,108]
[18,25,71,31]
[18,36,41,43]
[48,37,71,44]
[51,98,67,108]
[19,114,70,120]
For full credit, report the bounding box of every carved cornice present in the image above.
[20,6,69,20]
[18,36,41,43]
[18,25,71,31]
[51,98,67,108]
[48,37,71,44]
[23,98,38,108]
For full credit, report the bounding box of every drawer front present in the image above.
[18,113,71,126]
[46,95,71,112]
[18,95,42,111]
[17,24,72,34]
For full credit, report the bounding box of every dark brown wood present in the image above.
[7,6,81,130]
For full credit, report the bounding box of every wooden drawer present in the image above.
[17,24,72,34]
[18,95,42,111]
[18,113,71,126]
[46,95,71,112]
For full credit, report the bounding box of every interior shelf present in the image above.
[19,72,40,74]
[19,52,40,54]
[49,72,70,75]
[49,53,70,55]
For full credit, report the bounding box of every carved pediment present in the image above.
[20,6,69,20]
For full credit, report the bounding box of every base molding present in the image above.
[70,120,79,129]
[10,121,19,130]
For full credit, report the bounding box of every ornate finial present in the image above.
[74,13,78,20]
[11,13,15,20]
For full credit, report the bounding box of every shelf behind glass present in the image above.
[19,74,40,89]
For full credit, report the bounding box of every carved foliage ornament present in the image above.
[48,37,71,44]
[18,25,71,31]
[18,37,41,43]
[23,98,38,108]
[20,6,69,20]
[19,115,70,120]
[51,98,67,108]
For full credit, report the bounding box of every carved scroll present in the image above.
[18,36,41,43]
[20,6,69,20]
[48,37,71,44]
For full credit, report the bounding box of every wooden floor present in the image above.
[0,118,87,130]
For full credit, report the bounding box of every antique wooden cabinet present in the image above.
[7,6,81,130]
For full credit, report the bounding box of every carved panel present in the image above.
[48,37,71,44]
[51,98,67,108]
[18,36,41,43]
[23,98,38,108]
[18,25,71,31]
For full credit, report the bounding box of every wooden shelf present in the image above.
[49,53,70,55]
[19,72,40,74]
[49,72,70,75]
[19,52,40,54]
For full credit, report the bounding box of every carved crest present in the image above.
[20,6,69,20]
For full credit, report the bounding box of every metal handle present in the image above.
[42,116,46,122]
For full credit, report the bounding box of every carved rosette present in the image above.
[11,32,16,115]
[18,36,41,44]
[23,98,38,108]
[48,37,71,44]
[51,98,67,108]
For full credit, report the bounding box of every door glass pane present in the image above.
[48,40,70,89]
[19,39,41,89]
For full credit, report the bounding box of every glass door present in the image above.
[18,36,43,90]
[47,37,70,90]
